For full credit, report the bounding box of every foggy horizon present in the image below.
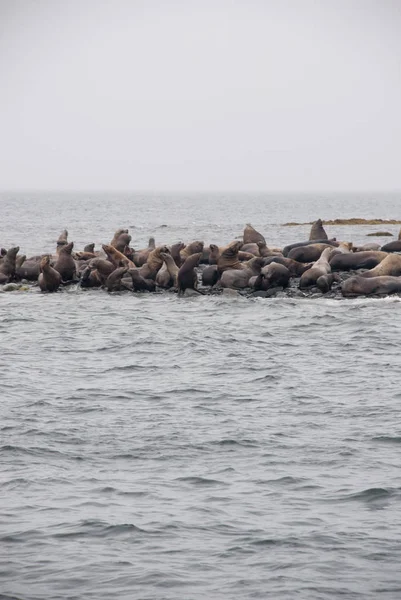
[1,0,401,193]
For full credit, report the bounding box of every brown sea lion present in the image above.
[16,258,41,281]
[102,244,135,268]
[133,237,156,267]
[217,241,242,273]
[243,224,266,245]
[309,219,328,241]
[56,230,69,254]
[0,246,20,282]
[114,233,132,253]
[38,255,62,292]
[177,253,202,294]
[156,252,179,288]
[110,229,128,247]
[53,242,76,281]
[359,254,401,278]
[341,275,401,297]
[139,245,170,279]
[180,241,204,262]
[84,243,95,253]
[16,254,26,269]
[209,244,222,265]
[330,251,388,271]
[170,242,185,267]
[299,247,332,288]
[220,257,264,289]
[288,243,333,263]
[89,257,115,281]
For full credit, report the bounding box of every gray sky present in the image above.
[0,0,400,192]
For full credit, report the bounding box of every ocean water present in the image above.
[1,192,401,600]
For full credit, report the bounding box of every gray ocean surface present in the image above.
[1,192,401,600]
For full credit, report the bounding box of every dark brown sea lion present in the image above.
[309,219,328,241]
[316,273,341,293]
[156,253,179,288]
[359,254,401,278]
[209,244,221,265]
[128,269,156,292]
[177,253,202,294]
[202,265,219,287]
[380,239,401,253]
[53,242,76,281]
[243,224,266,245]
[16,258,41,281]
[341,275,401,297]
[260,262,290,289]
[283,239,338,257]
[80,265,103,288]
[84,243,95,253]
[299,247,332,288]
[220,257,264,289]
[105,266,129,292]
[288,244,333,263]
[16,254,26,269]
[262,256,312,277]
[330,251,388,271]
[38,255,62,292]
[0,246,20,282]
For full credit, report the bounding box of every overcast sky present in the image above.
[0,0,400,192]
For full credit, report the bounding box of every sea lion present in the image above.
[330,251,388,271]
[243,224,266,245]
[53,242,76,281]
[299,247,332,288]
[110,229,129,247]
[241,243,260,255]
[128,269,156,292]
[16,254,26,269]
[56,230,69,254]
[217,241,242,273]
[209,244,221,265]
[16,258,41,281]
[309,219,328,241]
[359,254,401,278]
[262,256,312,277]
[80,265,103,288]
[220,257,264,289]
[38,255,62,292]
[201,265,219,287]
[380,239,401,253]
[133,237,156,267]
[177,253,202,294]
[102,244,135,268]
[283,239,338,257]
[180,241,204,262]
[316,273,341,293]
[341,275,401,297]
[139,245,170,279]
[114,233,132,253]
[354,243,381,251]
[0,246,20,282]
[288,243,333,263]
[89,257,115,281]
[255,262,290,290]
[84,243,95,253]
[105,266,129,292]
[170,242,185,266]
[156,252,179,288]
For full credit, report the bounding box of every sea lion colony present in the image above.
[2,219,401,298]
